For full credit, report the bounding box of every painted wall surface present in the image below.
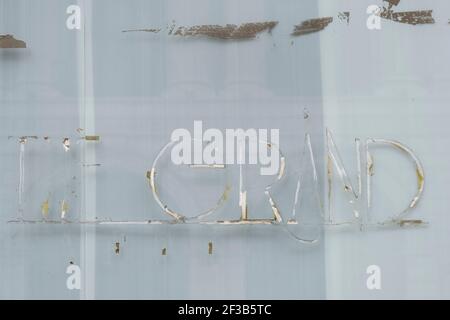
[0,0,82,299]
[319,0,450,299]
[2,0,448,300]
[0,0,326,299]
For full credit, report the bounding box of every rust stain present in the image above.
[291,17,333,36]
[172,21,278,40]
[380,9,435,25]
[0,34,26,48]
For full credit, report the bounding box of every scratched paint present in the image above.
[173,22,278,39]
[338,12,350,25]
[41,199,50,219]
[123,4,443,41]
[62,138,70,152]
[384,0,401,6]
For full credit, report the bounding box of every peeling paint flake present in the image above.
[380,9,435,25]
[384,0,401,6]
[62,138,70,152]
[0,34,26,48]
[173,21,278,40]
[291,17,333,36]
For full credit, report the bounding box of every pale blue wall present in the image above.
[0,0,326,299]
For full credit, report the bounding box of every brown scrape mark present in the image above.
[171,21,278,40]
[115,242,120,255]
[291,17,333,36]
[380,9,435,25]
[384,0,401,6]
[84,135,100,141]
[0,34,26,48]
[303,108,310,119]
[161,247,167,256]
[122,28,161,33]
[338,12,350,25]
[208,241,213,255]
